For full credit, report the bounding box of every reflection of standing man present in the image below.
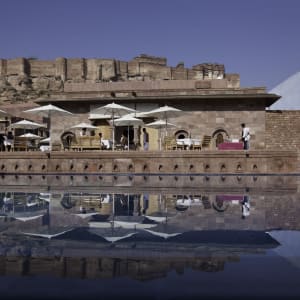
[241,195,250,219]
[143,128,149,151]
[241,123,250,150]
[142,193,149,215]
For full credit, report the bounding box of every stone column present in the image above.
[133,126,140,149]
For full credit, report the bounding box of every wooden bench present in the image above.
[13,137,38,151]
[70,136,101,151]
[201,135,212,150]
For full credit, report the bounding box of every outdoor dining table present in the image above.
[40,145,51,152]
[176,138,201,150]
[102,139,112,149]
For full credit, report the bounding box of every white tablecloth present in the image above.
[102,139,112,149]
[40,145,51,152]
[176,138,201,148]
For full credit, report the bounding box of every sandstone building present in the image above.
[0,54,283,150]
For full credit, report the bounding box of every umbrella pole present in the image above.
[159,127,162,150]
[48,111,52,150]
[112,112,115,151]
[165,116,168,137]
[127,125,130,151]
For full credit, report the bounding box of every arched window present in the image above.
[212,128,229,148]
[175,130,189,139]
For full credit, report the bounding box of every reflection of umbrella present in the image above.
[88,221,112,228]
[21,228,75,239]
[10,120,46,130]
[72,212,99,219]
[102,232,137,243]
[23,104,73,149]
[146,119,177,150]
[70,122,98,130]
[14,215,44,222]
[145,215,168,223]
[113,115,143,150]
[88,227,138,243]
[142,222,184,239]
[90,102,136,150]
[143,228,182,239]
[142,105,181,136]
[113,220,157,229]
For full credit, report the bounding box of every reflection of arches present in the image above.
[212,196,230,212]
[212,128,229,148]
[60,194,76,209]
[175,130,189,139]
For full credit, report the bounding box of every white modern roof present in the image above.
[269,72,300,110]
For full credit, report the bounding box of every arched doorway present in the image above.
[212,128,229,148]
[61,131,76,150]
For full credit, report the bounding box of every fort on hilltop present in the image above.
[0,54,236,103]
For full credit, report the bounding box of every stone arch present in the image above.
[60,131,76,150]
[175,130,189,139]
[212,128,230,148]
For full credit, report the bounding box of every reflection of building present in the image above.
[0,255,229,279]
[0,238,276,280]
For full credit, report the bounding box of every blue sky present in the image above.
[1,0,300,90]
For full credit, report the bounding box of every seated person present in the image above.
[0,134,5,151]
[27,139,36,150]
[120,133,128,149]
[80,128,87,136]
[98,132,106,150]
[4,131,14,151]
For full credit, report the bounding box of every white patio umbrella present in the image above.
[23,104,73,148]
[141,105,182,137]
[10,119,46,130]
[146,119,177,150]
[90,102,136,150]
[18,132,42,150]
[70,122,98,130]
[70,122,97,136]
[40,137,50,143]
[113,115,143,150]
[88,113,113,120]
[19,133,42,139]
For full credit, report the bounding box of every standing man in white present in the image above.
[241,123,250,150]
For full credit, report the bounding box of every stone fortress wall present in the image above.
[266,110,300,150]
[0,54,239,102]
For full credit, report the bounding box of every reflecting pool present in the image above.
[0,175,300,300]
